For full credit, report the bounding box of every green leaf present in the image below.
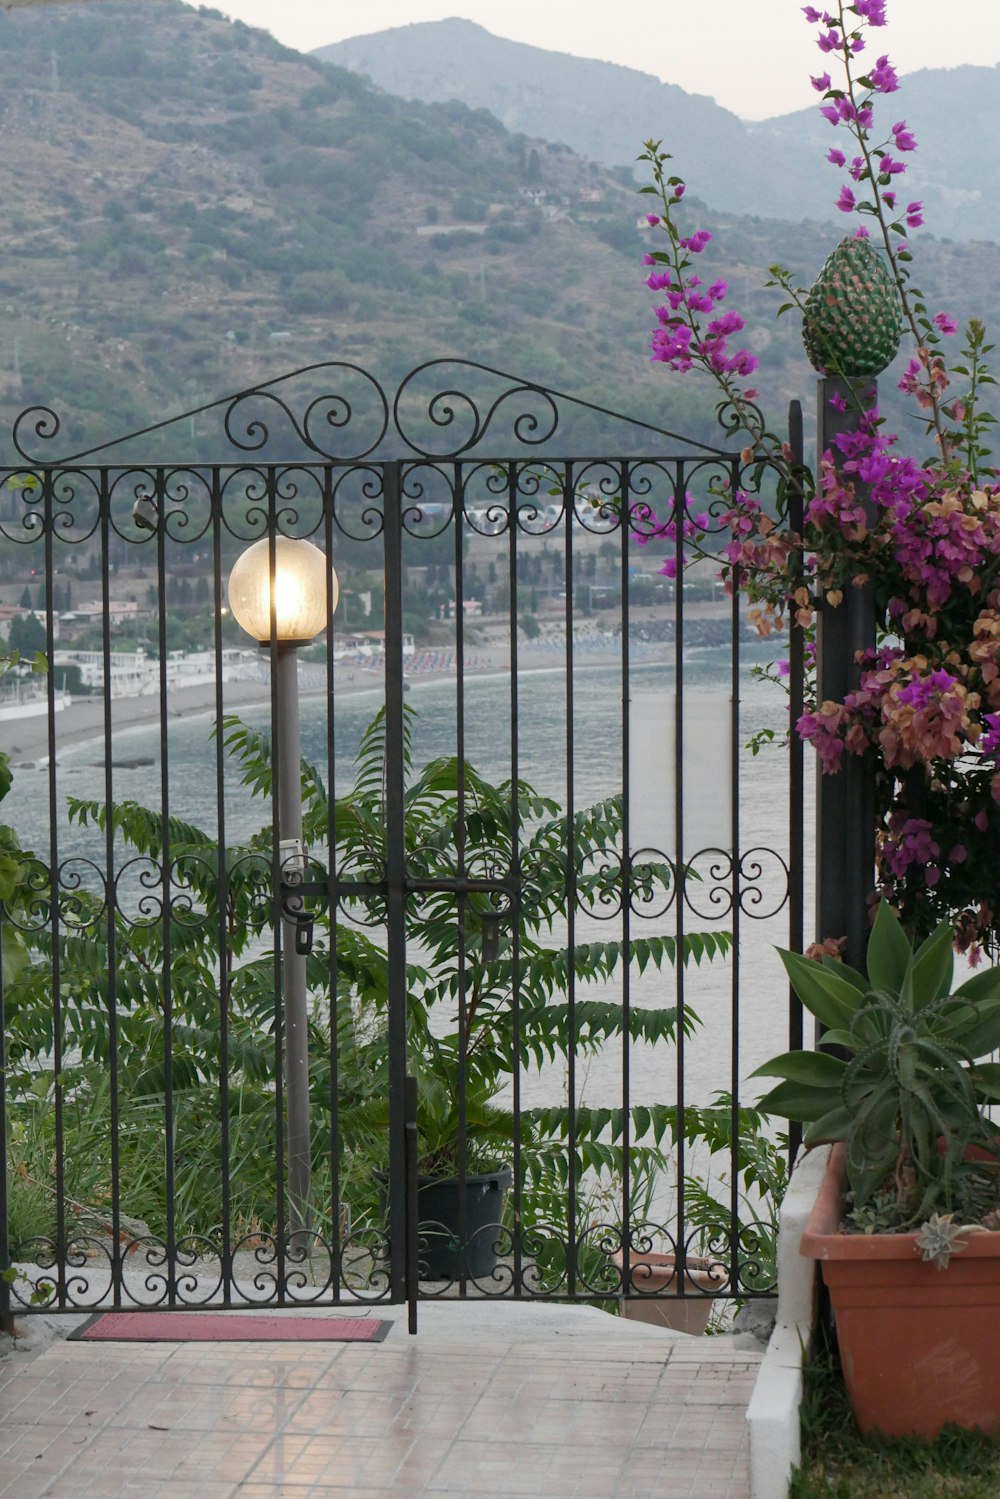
[1,923,29,987]
[910,920,954,1009]
[971,1062,1000,1102]
[954,967,1000,1006]
[802,1105,855,1145]
[754,1078,842,1124]
[866,900,913,998]
[778,948,861,1030]
[750,1050,846,1088]
[0,847,20,902]
[821,954,866,991]
[948,997,1000,1060]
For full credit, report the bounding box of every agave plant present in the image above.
[754,902,1000,1230]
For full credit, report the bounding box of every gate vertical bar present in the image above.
[729,466,743,1300]
[673,465,687,1289]
[619,463,632,1292]
[323,465,343,1296]
[507,461,524,1297]
[43,470,67,1306]
[453,463,469,1293]
[382,461,411,1311]
[787,402,806,1155]
[562,462,578,1298]
[0,882,9,1332]
[210,468,233,1301]
[155,469,176,1303]
[266,503,288,1295]
[620,461,638,1295]
[100,468,123,1304]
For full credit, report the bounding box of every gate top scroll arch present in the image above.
[7,358,742,468]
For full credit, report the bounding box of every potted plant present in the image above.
[376,1058,516,1282]
[754,901,1000,1437]
[610,1246,727,1335]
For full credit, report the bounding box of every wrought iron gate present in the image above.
[0,361,804,1329]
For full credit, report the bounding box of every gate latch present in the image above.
[480,910,501,962]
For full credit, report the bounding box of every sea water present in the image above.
[9,647,811,1120]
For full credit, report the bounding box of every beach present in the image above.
[2,644,574,765]
[2,603,739,768]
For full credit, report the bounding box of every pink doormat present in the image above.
[69,1311,392,1343]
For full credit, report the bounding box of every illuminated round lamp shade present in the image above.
[228,536,338,645]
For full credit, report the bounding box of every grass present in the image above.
[790,1321,1000,1499]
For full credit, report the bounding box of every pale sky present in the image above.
[204,0,1000,120]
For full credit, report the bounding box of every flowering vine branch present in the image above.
[639,1,1000,958]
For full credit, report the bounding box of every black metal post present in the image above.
[404,1073,419,1334]
[815,376,877,975]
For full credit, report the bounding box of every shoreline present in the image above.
[6,646,670,765]
[3,623,764,767]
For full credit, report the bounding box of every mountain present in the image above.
[316,20,1000,244]
[315,20,784,221]
[749,65,1000,245]
[0,0,995,469]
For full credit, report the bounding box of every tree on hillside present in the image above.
[8,612,45,657]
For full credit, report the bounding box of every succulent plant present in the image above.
[754,901,1000,1229]
[914,1212,983,1270]
[802,235,903,377]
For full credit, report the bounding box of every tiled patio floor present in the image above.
[0,1304,761,1498]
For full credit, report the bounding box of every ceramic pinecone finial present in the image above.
[802,235,903,377]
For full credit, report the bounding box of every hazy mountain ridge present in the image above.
[0,0,995,462]
[317,20,1000,243]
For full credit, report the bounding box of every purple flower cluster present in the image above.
[645,214,760,381]
[896,669,960,710]
[632,502,709,580]
[982,712,1000,757]
[803,0,931,279]
[881,816,941,882]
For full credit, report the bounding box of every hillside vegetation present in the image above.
[0,1,995,461]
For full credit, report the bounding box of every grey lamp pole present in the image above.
[274,641,310,1240]
[228,535,338,1243]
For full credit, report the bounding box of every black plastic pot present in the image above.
[376,1165,512,1281]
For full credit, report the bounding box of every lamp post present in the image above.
[228,535,339,1242]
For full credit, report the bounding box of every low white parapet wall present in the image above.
[747,1143,830,1499]
[0,692,71,723]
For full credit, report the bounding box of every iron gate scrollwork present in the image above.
[0,361,804,1331]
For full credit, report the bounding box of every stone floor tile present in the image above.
[0,1310,761,1499]
[63,1425,274,1485]
[245,1431,454,1489]
[238,1489,389,1499]
[106,1380,308,1433]
[41,1479,237,1499]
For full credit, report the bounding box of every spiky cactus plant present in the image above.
[754,902,1000,1232]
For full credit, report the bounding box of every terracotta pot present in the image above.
[611,1249,727,1335]
[801,1141,1000,1438]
